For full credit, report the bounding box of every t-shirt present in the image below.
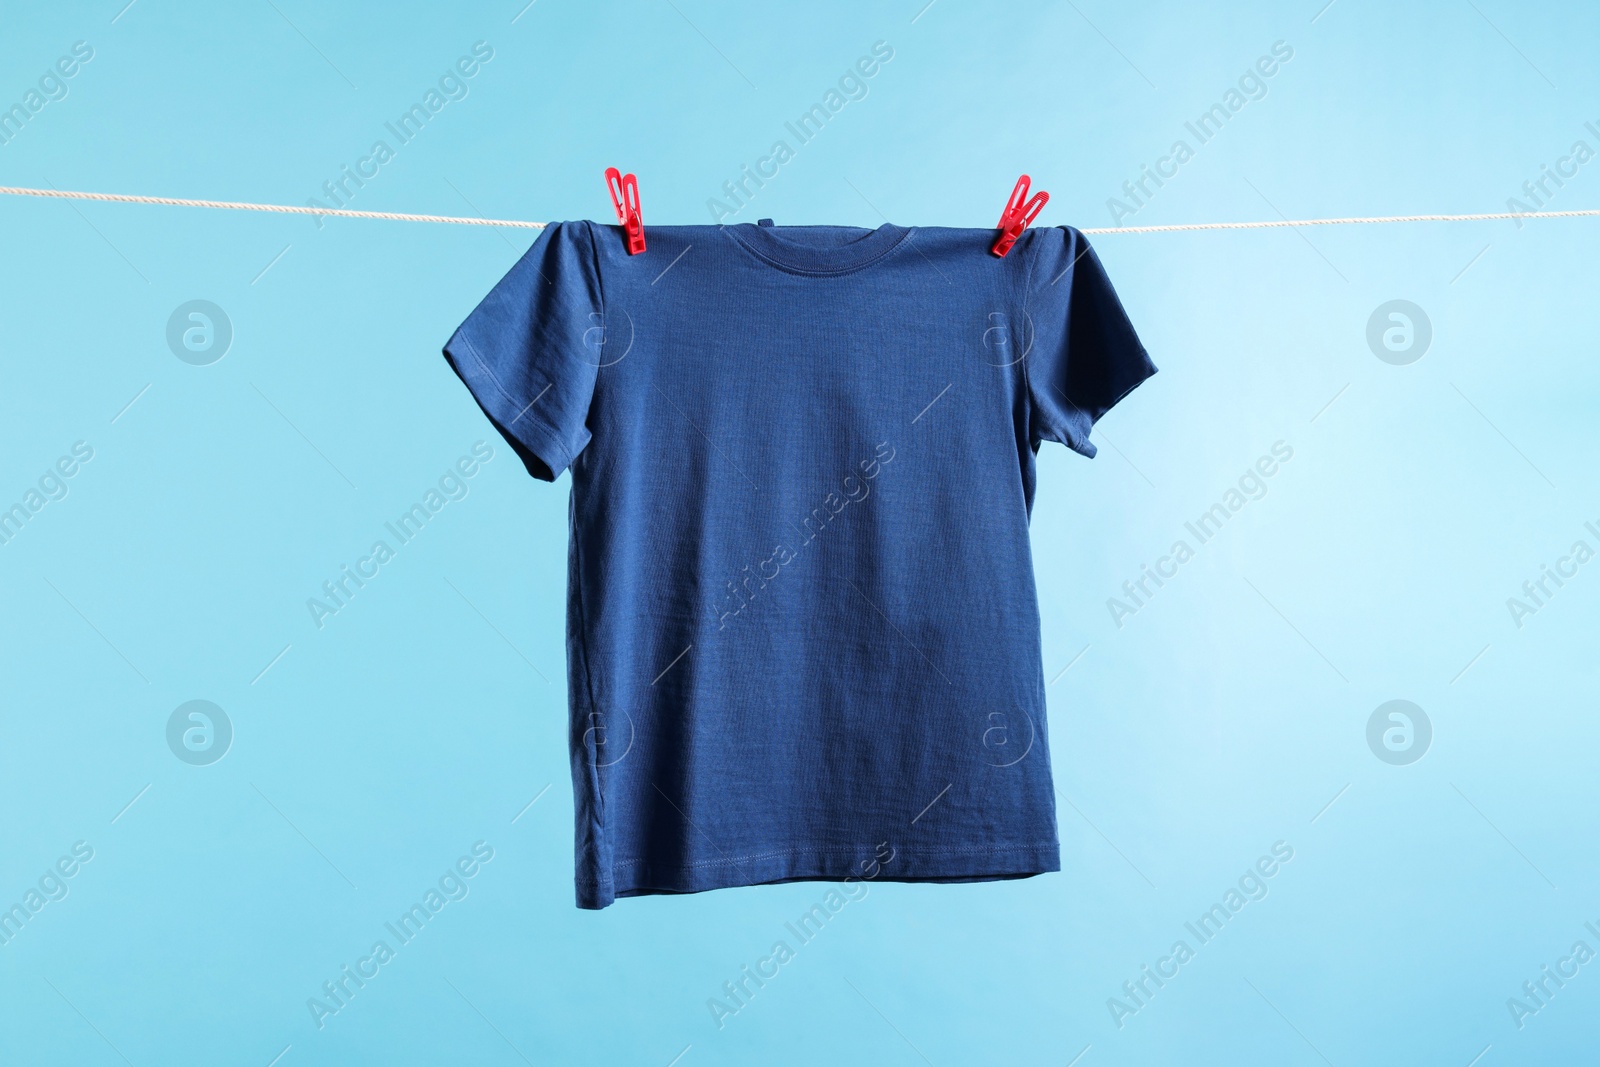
[443,218,1155,909]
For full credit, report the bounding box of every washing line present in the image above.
[2,183,1598,234]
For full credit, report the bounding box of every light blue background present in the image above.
[2,1,1597,1063]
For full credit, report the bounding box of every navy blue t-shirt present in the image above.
[444,220,1155,909]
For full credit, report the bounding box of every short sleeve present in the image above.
[443,221,601,481]
[1022,226,1157,458]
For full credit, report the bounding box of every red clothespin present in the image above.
[604,167,646,255]
[991,174,1048,257]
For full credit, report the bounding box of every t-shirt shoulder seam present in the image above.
[1044,226,1097,456]
[579,220,605,320]
[1019,229,1040,447]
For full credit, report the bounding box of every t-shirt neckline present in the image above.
[724,222,915,275]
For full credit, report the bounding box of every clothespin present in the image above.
[991,174,1048,257]
[604,167,646,255]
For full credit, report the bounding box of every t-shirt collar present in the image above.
[724,221,914,275]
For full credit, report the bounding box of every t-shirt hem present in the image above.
[575,843,1061,909]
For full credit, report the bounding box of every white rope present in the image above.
[0,184,548,228]
[1079,208,1600,234]
[1,183,1596,233]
